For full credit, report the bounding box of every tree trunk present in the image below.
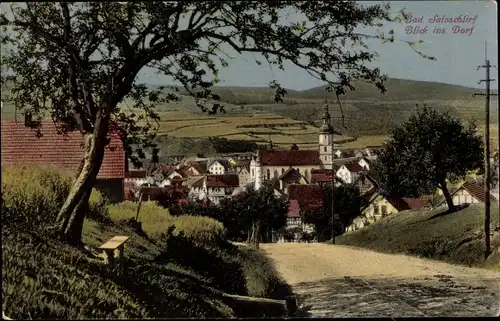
[254,220,261,249]
[439,180,456,213]
[55,119,109,246]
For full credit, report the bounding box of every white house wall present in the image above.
[452,189,479,205]
[336,166,360,184]
[238,169,251,187]
[358,159,370,170]
[208,161,226,175]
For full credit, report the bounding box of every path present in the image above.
[261,243,500,317]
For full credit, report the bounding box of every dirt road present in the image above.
[261,243,500,317]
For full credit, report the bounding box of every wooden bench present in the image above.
[98,236,130,267]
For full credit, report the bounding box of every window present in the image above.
[281,168,285,174]
[381,205,387,215]
[324,147,327,152]
[266,169,270,180]
[374,205,379,214]
[252,168,255,176]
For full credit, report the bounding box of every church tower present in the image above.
[319,101,334,167]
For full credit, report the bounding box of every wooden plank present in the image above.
[99,236,130,250]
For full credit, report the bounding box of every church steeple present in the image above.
[319,99,334,167]
[319,100,333,134]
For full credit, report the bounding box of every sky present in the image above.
[138,0,498,90]
[1,1,497,91]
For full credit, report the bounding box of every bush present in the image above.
[1,165,73,229]
[172,215,225,247]
[236,246,286,298]
[107,201,174,240]
[159,226,247,295]
[87,189,112,224]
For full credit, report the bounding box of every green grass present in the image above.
[335,204,500,269]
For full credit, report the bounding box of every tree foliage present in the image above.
[180,181,288,243]
[0,1,429,245]
[302,184,361,241]
[372,105,483,211]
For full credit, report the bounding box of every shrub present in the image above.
[87,189,112,224]
[172,215,225,247]
[159,226,247,295]
[107,201,174,240]
[1,165,73,229]
[236,246,286,298]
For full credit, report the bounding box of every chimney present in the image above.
[24,112,32,127]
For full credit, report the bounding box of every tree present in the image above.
[373,105,483,212]
[302,184,361,241]
[1,2,430,245]
[218,182,288,245]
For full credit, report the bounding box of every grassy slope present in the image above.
[2,211,289,319]
[335,204,500,270]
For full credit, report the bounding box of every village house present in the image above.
[352,173,378,195]
[207,158,232,175]
[276,168,309,192]
[137,185,189,202]
[124,170,149,188]
[183,176,206,201]
[358,158,371,171]
[234,159,251,187]
[1,119,126,202]
[334,149,357,159]
[346,191,433,232]
[281,184,324,241]
[336,163,365,184]
[202,174,240,205]
[286,200,302,231]
[434,178,497,207]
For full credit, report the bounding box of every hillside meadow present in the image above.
[335,204,500,270]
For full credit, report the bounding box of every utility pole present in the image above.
[330,101,335,245]
[323,99,336,244]
[473,42,498,258]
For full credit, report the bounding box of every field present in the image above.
[2,77,499,154]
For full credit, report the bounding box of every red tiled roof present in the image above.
[385,195,433,211]
[343,163,364,173]
[139,185,189,197]
[189,162,207,174]
[259,150,321,166]
[461,180,494,203]
[154,164,174,175]
[205,174,239,188]
[287,184,323,211]
[311,169,335,183]
[1,120,125,179]
[288,199,301,218]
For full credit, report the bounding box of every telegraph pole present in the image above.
[330,101,335,245]
[473,43,498,258]
[324,99,336,244]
